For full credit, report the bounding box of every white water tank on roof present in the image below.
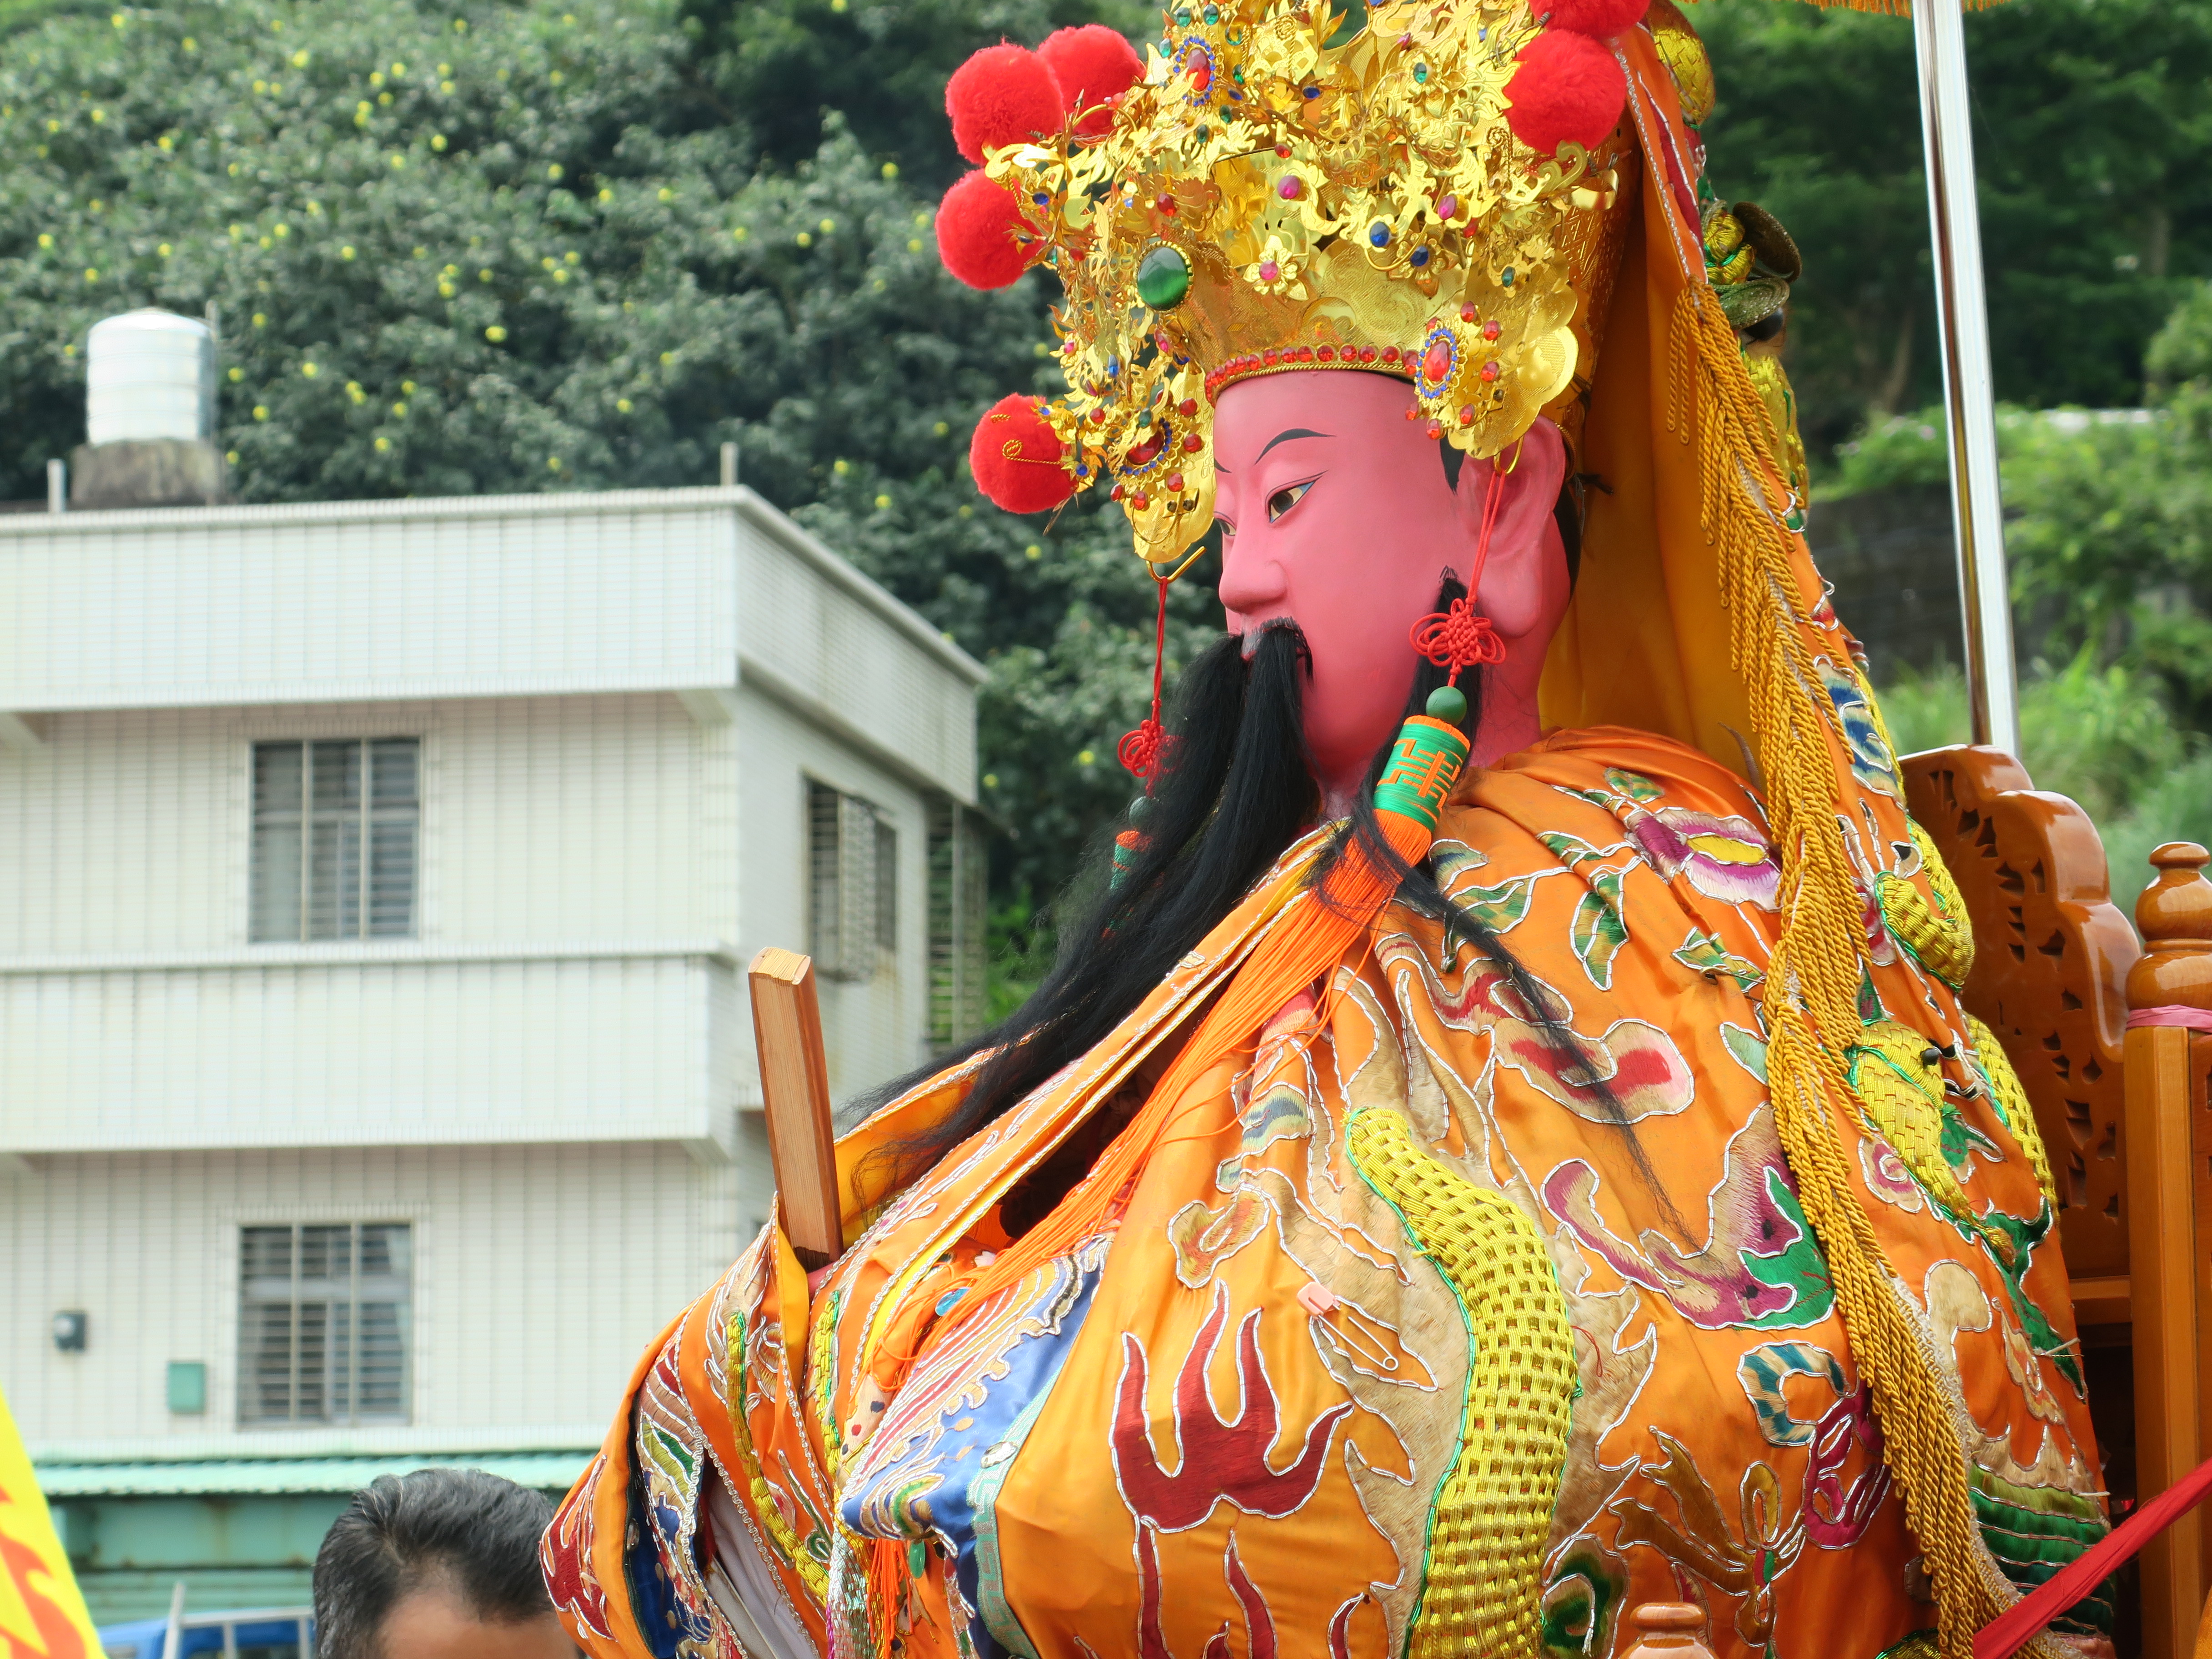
[85,308,216,445]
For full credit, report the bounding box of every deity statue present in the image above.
[543,3,2111,1656]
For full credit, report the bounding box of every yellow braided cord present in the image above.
[1674,283,2001,1656]
[1965,1012,2058,1207]
[1347,1107,1578,1659]
[1848,1026,2015,1265]
[729,1311,832,1600]
[1878,822,1975,989]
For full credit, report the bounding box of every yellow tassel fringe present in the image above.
[1669,282,2006,1659]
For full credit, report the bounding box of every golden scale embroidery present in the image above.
[1347,1106,1579,1659]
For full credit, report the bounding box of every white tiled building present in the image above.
[0,487,988,1623]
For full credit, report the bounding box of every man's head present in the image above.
[313,1468,575,1659]
[1212,371,1573,798]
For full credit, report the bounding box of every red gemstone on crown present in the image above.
[1421,339,1452,383]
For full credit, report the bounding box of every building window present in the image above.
[238,1223,412,1426]
[251,739,419,942]
[927,798,989,1051]
[808,780,894,980]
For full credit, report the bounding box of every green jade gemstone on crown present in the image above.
[1136,245,1192,311]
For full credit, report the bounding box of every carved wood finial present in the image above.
[2128,841,2212,1012]
[1620,1603,1717,1659]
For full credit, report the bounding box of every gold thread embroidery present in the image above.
[1347,1107,1577,1659]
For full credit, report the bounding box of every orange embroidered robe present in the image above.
[545,725,2111,1659]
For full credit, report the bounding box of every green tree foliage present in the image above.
[1842,284,2212,890]
[1698,0,2212,455]
[679,0,1151,187]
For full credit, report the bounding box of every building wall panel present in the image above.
[0,953,733,1154]
[0,695,703,955]
[1,1144,739,1453]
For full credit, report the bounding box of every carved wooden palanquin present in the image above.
[1903,745,2212,1658]
[1901,747,2138,1290]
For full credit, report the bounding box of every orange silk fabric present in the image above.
[547,728,2106,1659]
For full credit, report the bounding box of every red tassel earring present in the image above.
[1408,456,1512,676]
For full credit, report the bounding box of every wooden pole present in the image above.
[748,947,844,1272]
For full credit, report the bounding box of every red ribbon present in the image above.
[1973,1450,2212,1659]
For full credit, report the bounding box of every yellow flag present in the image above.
[0,1386,98,1659]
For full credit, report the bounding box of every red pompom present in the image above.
[1038,25,1143,140]
[1504,30,1629,155]
[970,395,1075,514]
[936,169,1034,290]
[1533,0,1649,37]
[946,43,1064,164]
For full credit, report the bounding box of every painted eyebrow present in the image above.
[1258,427,1330,459]
[1216,427,1335,472]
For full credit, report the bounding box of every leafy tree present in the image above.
[679,0,1151,188]
[1697,0,2212,457]
[1835,281,2212,887]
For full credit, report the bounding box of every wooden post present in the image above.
[2127,842,2212,1658]
[748,947,845,1272]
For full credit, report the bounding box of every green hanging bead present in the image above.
[1425,684,1468,725]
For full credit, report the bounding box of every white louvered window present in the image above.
[238,1223,412,1426]
[809,779,895,981]
[926,798,989,1052]
[250,739,419,941]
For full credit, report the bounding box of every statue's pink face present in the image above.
[1212,371,1572,805]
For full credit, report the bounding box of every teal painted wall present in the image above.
[54,1496,347,1628]
[77,1566,317,1629]
[55,1487,569,1629]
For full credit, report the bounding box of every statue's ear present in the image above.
[1450,417,1568,551]
[1455,417,1571,638]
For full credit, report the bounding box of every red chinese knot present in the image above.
[1408,596,1506,674]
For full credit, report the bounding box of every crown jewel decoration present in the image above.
[939,0,1648,564]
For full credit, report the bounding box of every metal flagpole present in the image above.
[1910,0,2021,756]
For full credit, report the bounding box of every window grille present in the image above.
[238,1222,411,1426]
[251,739,419,942]
[808,780,894,981]
[926,798,988,1051]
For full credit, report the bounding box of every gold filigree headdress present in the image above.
[940,0,1650,564]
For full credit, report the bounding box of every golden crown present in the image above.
[941,0,1652,563]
